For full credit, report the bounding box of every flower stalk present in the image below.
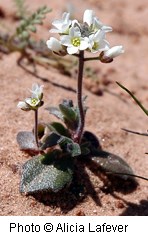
[74,51,85,143]
[34,109,39,148]
[17,83,44,150]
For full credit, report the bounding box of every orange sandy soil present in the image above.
[0,0,148,216]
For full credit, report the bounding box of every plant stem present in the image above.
[117,81,148,116]
[34,109,39,148]
[84,56,100,62]
[74,51,85,143]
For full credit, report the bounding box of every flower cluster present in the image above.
[46,9,124,61]
[17,83,44,111]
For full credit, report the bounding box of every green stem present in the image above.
[117,81,148,116]
[74,51,85,143]
[84,56,100,62]
[34,109,39,148]
[107,171,148,181]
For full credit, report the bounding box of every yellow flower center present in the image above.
[72,37,81,47]
[93,42,99,50]
[31,98,38,106]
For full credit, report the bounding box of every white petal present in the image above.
[46,37,62,52]
[104,46,124,58]
[73,27,81,37]
[83,9,94,26]
[99,40,110,51]
[79,39,89,50]
[25,98,33,106]
[17,101,30,111]
[94,30,105,42]
[67,46,78,54]
[51,12,71,33]
[69,26,81,38]
[93,17,103,29]
[101,25,112,32]
[62,12,71,22]
[71,19,79,27]
[49,28,61,33]
[30,83,43,100]
[60,35,72,46]
[31,83,38,92]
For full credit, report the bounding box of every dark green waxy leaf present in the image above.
[59,103,77,122]
[46,107,63,120]
[40,132,61,150]
[82,131,101,150]
[80,142,90,155]
[17,131,38,151]
[48,122,70,137]
[20,151,74,194]
[58,136,81,157]
[91,150,134,180]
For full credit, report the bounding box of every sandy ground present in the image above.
[0,0,148,216]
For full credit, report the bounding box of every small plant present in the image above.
[0,1,77,78]
[17,9,148,195]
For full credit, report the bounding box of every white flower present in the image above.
[47,9,124,58]
[46,37,67,56]
[103,46,124,58]
[17,83,44,111]
[83,9,112,33]
[17,101,30,111]
[60,26,89,54]
[88,30,110,53]
[25,97,40,108]
[30,83,44,100]
[50,12,72,34]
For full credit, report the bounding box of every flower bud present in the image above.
[17,101,31,111]
[100,46,124,63]
[46,37,67,56]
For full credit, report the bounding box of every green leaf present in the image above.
[16,6,51,39]
[14,0,29,19]
[20,151,74,194]
[46,107,63,120]
[82,131,101,149]
[17,131,38,151]
[80,142,90,155]
[59,103,77,121]
[48,122,70,137]
[21,30,30,39]
[117,82,148,116]
[40,132,61,150]
[27,25,36,32]
[58,136,81,157]
[32,122,46,139]
[31,19,42,24]
[91,150,134,180]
